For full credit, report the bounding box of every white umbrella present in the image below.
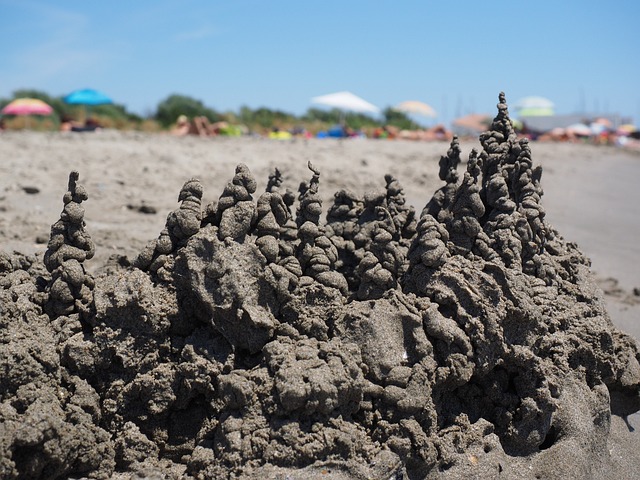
[311,91,380,115]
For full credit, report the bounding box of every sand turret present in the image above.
[423,135,461,222]
[217,163,257,240]
[133,178,203,279]
[44,171,96,318]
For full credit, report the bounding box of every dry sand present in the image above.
[2,130,639,338]
[1,117,640,479]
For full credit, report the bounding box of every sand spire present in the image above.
[44,171,96,318]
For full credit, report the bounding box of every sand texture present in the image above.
[1,94,639,479]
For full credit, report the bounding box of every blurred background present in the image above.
[1,0,638,139]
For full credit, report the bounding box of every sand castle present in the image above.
[1,93,639,479]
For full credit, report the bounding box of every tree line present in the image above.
[0,89,423,133]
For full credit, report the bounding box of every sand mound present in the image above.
[2,94,639,479]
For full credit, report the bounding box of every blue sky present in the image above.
[1,0,639,125]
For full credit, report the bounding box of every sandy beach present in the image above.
[2,130,638,338]
[1,127,639,479]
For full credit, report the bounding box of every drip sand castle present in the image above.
[1,94,639,479]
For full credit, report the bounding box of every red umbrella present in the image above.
[2,98,54,116]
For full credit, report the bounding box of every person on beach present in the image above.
[171,115,191,136]
[60,116,102,133]
[172,115,228,137]
[60,115,83,132]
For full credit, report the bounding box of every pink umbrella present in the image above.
[2,98,54,116]
[1,98,54,129]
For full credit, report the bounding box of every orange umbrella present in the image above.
[453,113,492,132]
[393,100,437,118]
[617,124,637,134]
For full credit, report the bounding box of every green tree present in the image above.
[342,112,380,130]
[301,108,382,130]
[237,106,254,126]
[383,107,421,130]
[154,94,220,127]
[237,105,297,131]
[302,107,342,124]
[90,103,141,122]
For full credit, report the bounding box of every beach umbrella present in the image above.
[617,124,637,135]
[64,88,113,119]
[393,100,437,118]
[513,96,555,117]
[311,91,380,121]
[452,113,492,132]
[1,98,54,128]
[2,98,54,116]
[64,88,113,106]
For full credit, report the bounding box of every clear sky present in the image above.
[1,0,638,125]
